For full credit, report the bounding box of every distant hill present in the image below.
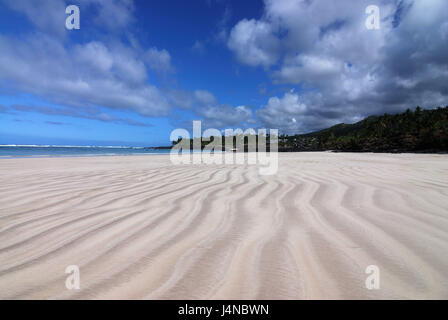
[169,106,448,153]
[280,106,448,153]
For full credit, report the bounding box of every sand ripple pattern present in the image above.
[0,153,447,299]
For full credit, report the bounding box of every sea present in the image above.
[0,145,172,158]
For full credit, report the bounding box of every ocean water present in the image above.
[0,145,172,158]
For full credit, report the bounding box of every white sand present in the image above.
[0,153,447,299]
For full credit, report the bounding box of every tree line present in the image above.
[169,106,448,153]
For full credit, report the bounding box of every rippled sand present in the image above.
[0,153,447,299]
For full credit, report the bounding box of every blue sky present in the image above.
[1,0,447,146]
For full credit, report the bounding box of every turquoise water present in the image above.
[0,145,172,158]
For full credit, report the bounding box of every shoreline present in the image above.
[1,150,448,160]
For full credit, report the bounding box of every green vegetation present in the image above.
[172,133,274,152]
[280,106,448,152]
[169,106,448,153]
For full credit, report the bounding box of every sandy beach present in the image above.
[0,152,447,299]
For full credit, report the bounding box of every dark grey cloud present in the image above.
[229,0,448,133]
